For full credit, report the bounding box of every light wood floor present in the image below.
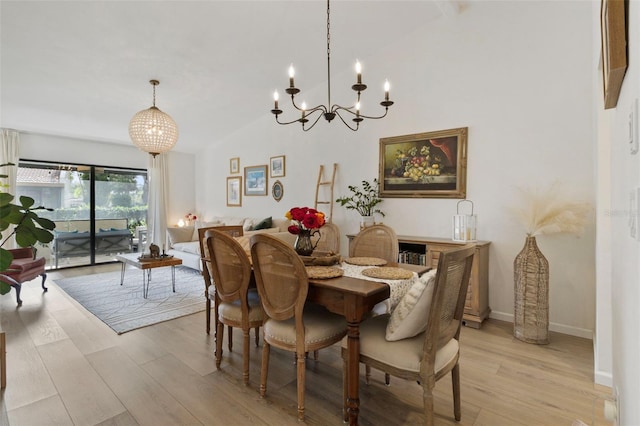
[0,264,611,426]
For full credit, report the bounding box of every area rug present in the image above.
[54,266,205,334]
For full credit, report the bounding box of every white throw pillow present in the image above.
[385,269,437,341]
[192,220,223,241]
[167,227,195,247]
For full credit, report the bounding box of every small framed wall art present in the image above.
[244,165,268,196]
[270,155,286,178]
[272,180,284,202]
[379,127,468,199]
[230,157,240,174]
[226,176,242,207]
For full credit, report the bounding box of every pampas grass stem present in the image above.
[513,184,590,236]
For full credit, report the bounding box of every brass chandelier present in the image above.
[129,80,178,157]
[270,0,393,131]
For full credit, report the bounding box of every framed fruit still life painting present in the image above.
[378,127,468,198]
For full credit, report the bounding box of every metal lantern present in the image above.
[452,199,477,242]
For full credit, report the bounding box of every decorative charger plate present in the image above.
[361,267,413,280]
[306,266,344,279]
[344,256,388,266]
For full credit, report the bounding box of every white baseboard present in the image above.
[489,311,594,340]
[594,370,613,387]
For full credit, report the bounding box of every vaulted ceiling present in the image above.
[1,1,448,153]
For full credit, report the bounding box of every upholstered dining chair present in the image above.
[349,223,399,383]
[349,224,399,264]
[250,234,348,421]
[198,225,244,337]
[340,245,475,425]
[205,229,265,386]
[315,222,341,254]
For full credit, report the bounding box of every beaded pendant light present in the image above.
[129,80,178,157]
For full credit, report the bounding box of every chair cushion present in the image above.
[342,314,458,374]
[233,236,251,255]
[263,304,347,348]
[172,241,200,255]
[385,269,437,341]
[218,289,265,323]
[8,256,46,273]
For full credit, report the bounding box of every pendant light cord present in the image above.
[326,0,331,109]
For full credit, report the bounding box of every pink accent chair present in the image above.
[0,247,48,306]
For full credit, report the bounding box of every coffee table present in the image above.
[115,252,183,298]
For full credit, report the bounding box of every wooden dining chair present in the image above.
[340,245,475,425]
[250,234,348,421]
[315,222,341,254]
[349,224,399,263]
[205,229,265,385]
[198,225,244,338]
[349,223,399,383]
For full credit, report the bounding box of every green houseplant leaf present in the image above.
[336,179,385,218]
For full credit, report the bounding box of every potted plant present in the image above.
[336,179,385,228]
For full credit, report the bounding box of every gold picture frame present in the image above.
[244,165,268,196]
[226,176,242,207]
[230,157,240,174]
[379,127,468,199]
[601,0,627,109]
[270,155,286,178]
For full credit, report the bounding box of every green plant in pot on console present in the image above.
[336,179,385,226]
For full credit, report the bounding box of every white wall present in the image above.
[196,1,596,337]
[20,132,148,169]
[596,0,640,421]
[593,0,613,390]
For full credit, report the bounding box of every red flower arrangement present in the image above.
[185,213,197,221]
[285,207,325,234]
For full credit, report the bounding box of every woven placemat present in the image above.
[344,257,388,266]
[306,266,344,279]
[361,267,413,280]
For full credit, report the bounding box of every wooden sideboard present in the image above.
[347,234,491,328]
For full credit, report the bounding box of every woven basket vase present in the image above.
[513,235,550,344]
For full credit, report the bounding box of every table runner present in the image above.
[340,262,418,312]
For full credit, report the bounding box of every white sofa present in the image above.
[165,215,296,271]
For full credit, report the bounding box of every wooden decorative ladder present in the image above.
[314,163,337,223]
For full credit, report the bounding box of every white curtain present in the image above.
[1,128,20,249]
[147,153,169,253]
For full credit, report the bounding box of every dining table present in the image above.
[307,261,429,425]
[212,236,430,425]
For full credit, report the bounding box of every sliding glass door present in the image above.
[15,160,148,269]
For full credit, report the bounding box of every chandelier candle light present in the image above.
[270,0,393,131]
[129,79,179,157]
